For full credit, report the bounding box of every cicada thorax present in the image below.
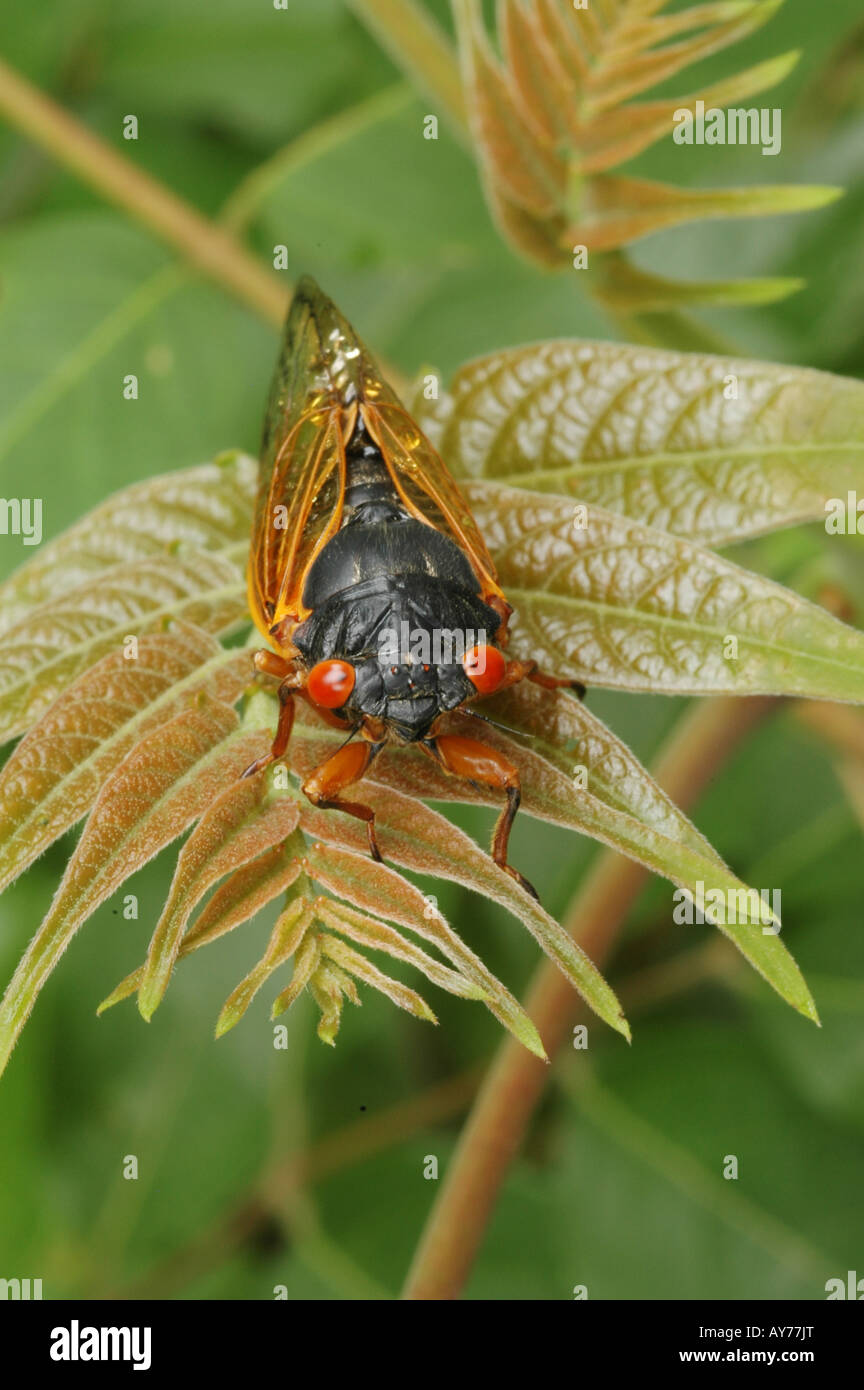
[291,416,505,743]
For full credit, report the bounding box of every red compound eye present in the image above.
[307,659,355,709]
[462,644,506,696]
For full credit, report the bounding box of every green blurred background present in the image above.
[1,0,863,1300]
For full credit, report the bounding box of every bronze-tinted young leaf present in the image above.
[388,710,813,1018]
[305,841,546,1056]
[535,0,588,87]
[576,52,799,174]
[453,0,830,269]
[138,763,299,1019]
[0,550,247,744]
[98,833,308,1015]
[469,484,864,702]
[281,685,810,1022]
[477,682,722,859]
[483,182,569,269]
[297,780,630,1040]
[318,933,437,1025]
[454,0,566,217]
[308,958,356,1045]
[583,0,786,113]
[0,626,250,894]
[499,0,575,145]
[0,702,262,1077]
[415,341,864,546]
[184,837,306,950]
[215,896,314,1038]
[314,898,484,1000]
[0,452,256,637]
[571,174,840,253]
[272,931,321,1020]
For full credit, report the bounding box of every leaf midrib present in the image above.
[471,439,864,489]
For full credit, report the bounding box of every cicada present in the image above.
[246,277,581,898]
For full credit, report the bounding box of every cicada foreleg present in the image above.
[241,650,304,779]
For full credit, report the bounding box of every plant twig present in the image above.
[0,55,289,326]
[222,84,414,233]
[345,0,468,137]
[401,695,779,1300]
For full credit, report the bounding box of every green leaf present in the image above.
[416,340,864,546]
[469,484,864,702]
[0,213,272,537]
[591,258,803,313]
[0,452,257,637]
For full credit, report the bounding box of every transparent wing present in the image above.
[363,396,503,602]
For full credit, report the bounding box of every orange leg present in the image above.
[302,739,382,861]
[427,733,537,900]
[242,680,297,778]
[528,667,586,701]
[253,649,295,680]
[242,649,306,779]
[480,657,586,703]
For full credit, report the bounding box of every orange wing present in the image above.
[248,276,503,645]
[248,279,353,638]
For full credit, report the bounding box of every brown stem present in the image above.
[401,694,779,1300]
[0,55,289,326]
